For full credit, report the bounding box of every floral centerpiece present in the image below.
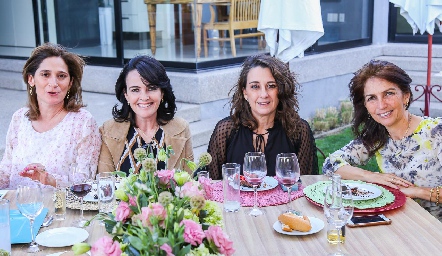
[73,146,234,256]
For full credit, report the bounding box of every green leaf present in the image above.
[127,236,144,251]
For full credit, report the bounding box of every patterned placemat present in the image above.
[66,189,99,211]
[303,180,395,209]
[205,178,305,207]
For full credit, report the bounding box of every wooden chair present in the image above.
[203,0,265,57]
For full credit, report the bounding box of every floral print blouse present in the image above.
[323,117,442,221]
[0,107,101,189]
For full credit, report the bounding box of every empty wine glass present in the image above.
[69,164,91,227]
[16,185,44,253]
[324,184,354,256]
[275,153,301,215]
[243,152,267,217]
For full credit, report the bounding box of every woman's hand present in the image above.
[19,163,56,187]
[398,185,421,199]
[366,172,413,189]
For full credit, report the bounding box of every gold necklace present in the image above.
[49,107,64,121]
[390,113,411,140]
[401,113,412,140]
[137,125,159,141]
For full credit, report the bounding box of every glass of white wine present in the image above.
[324,184,354,256]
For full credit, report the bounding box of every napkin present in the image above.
[10,208,48,244]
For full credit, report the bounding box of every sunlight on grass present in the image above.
[316,127,379,174]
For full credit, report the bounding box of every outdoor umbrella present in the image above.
[390,0,442,116]
[257,0,324,63]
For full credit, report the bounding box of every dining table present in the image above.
[8,175,442,255]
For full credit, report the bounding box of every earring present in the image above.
[29,86,33,96]
[66,90,70,99]
[404,101,409,108]
[161,98,164,103]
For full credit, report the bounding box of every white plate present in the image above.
[83,184,98,202]
[240,176,278,192]
[273,216,324,236]
[323,183,383,201]
[35,227,89,247]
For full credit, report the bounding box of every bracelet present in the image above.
[436,186,440,206]
[430,188,434,203]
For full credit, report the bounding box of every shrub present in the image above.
[310,100,353,133]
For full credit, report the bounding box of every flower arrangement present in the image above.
[73,146,234,256]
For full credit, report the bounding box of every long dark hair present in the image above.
[22,42,85,120]
[350,59,413,155]
[230,54,301,139]
[113,55,176,126]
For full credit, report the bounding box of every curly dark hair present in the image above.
[113,55,176,126]
[22,42,85,120]
[230,54,301,139]
[350,59,413,155]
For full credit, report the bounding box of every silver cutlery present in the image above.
[41,215,53,227]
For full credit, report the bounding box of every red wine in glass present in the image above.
[278,177,297,186]
[70,183,92,198]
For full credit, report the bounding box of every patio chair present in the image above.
[203,0,265,57]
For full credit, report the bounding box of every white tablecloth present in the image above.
[257,0,324,62]
[390,0,442,35]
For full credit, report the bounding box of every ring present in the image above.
[390,177,395,183]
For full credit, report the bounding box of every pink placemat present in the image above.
[203,179,304,207]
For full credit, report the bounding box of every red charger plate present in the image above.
[304,184,406,213]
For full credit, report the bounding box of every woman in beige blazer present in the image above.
[98,55,193,174]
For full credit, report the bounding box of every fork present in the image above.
[41,215,54,227]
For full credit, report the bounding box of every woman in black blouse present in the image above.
[207,54,318,179]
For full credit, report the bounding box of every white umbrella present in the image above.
[390,0,442,116]
[257,0,324,63]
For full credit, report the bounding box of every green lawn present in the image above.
[315,127,379,174]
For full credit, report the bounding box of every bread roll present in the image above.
[278,213,312,232]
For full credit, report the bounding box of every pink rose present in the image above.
[180,219,205,246]
[91,236,122,256]
[199,177,214,199]
[155,169,175,185]
[115,201,131,222]
[128,195,137,206]
[180,181,203,198]
[137,203,167,227]
[205,226,235,256]
[160,243,174,256]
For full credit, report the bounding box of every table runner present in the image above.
[203,179,305,207]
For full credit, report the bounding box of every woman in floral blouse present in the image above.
[0,43,101,189]
[323,60,442,221]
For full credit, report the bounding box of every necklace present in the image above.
[137,125,159,142]
[390,113,412,140]
[49,107,64,121]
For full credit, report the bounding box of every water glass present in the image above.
[0,199,11,254]
[197,171,210,181]
[97,172,116,214]
[54,180,68,221]
[222,163,241,212]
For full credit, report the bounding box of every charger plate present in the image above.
[304,181,406,213]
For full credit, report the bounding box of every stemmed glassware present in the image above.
[16,184,44,253]
[275,153,301,214]
[243,152,267,217]
[69,163,91,227]
[324,184,354,256]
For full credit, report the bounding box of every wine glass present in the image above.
[243,152,267,217]
[69,164,91,227]
[324,184,354,256]
[275,153,301,215]
[16,185,44,253]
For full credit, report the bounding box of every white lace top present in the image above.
[0,107,101,189]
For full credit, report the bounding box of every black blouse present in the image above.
[226,121,295,176]
[207,116,318,180]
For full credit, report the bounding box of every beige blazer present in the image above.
[98,117,194,173]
